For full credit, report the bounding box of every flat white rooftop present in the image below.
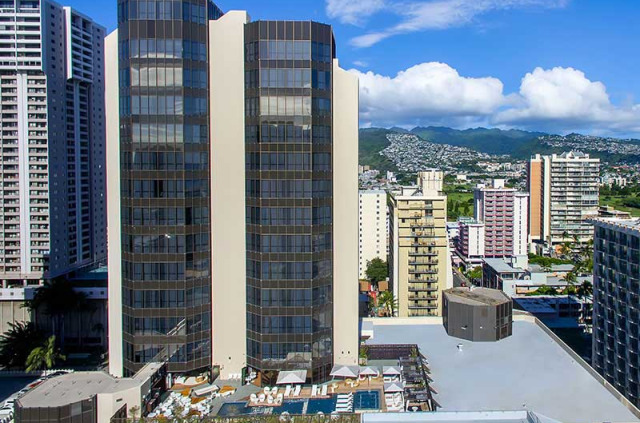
[362,410,559,423]
[364,318,639,423]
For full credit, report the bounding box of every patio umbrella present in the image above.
[383,366,402,376]
[330,365,359,378]
[276,370,307,385]
[384,381,405,393]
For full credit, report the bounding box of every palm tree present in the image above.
[0,322,44,369]
[559,242,572,258]
[25,335,65,371]
[26,278,88,349]
[563,271,578,312]
[378,292,397,317]
[577,281,594,326]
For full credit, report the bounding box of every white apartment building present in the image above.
[529,152,600,247]
[359,190,388,279]
[473,179,528,258]
[456,218,485,267]
[0,0,106,284]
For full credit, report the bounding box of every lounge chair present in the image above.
[267,395,274,405]
[264,387,271,395]
[258,393,266,403]
[293,385,301,397]
[311,385,318,397]
[271,387,278,396]
[284,385,292,397]
[276,393,284,405]
[321,385,328,396]
[250,394,258,404]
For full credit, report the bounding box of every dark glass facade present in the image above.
[244,21,335,383]
[116,0,222,375]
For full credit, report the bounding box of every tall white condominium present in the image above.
[359,190,388,279]
[528,152,600,247]
[0,0,106,284]
[592,218,640,407]
[473,179,529,258]
[106,6,359,381]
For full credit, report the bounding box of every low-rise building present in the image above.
[363,316,640,423]
[15,363,167,423]
[443,287,512,342]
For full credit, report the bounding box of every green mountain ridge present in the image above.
[359,126,640,170]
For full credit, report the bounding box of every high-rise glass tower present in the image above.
[108,8,358,382]
[113,0,222,375]
[244,21,336,383]
[0,0,106,284]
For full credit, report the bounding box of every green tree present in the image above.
[365,258,388,283]
[465,266,482,282]
[378,291,398,317]
[25,335,65,371]
[0,322,45,369]
[26,278,88,349]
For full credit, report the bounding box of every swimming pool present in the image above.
[354,390,380,410]
[306,397,337,414]
[218,400,305,416]
[217,391,380,417]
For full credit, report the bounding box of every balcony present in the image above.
[408,294,438,301]
[409,259,438,265]
[408,250,438,256]
[408,285,438,292]
[409,269,438,275]
[408,304,438,309]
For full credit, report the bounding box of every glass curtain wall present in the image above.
[116,0,222,375]
[244,21,335,383]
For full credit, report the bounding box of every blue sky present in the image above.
[70,0,640,136]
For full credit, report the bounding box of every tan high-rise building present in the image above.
[389,170,449,317]
[528,152,600,248]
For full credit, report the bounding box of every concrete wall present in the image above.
[332,61,359,366]
[209,12,249,378]
[105,30,123,377]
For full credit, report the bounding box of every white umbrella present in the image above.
[359,366,379,377]
[330,365,359,378]
[383,366,402,376]
[384,381,405,393]
[276,370,307,385]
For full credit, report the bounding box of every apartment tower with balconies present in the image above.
[528,152,600,249]
[0,0,106,285]
[473,179,528,258]
[388,170,449,317]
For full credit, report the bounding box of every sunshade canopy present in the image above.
[276,370,307,385]
[384,381,405,393]
[330,365,359,378]
[359,366,379,376]
[383,366,402,376]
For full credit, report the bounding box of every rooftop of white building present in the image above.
[363,317,639,423]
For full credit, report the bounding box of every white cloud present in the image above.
[352,60,369,67]
[332,0,570,47]
[352,62,505,127]
[326,0,386,25]
[494,67,640,132]
[354,63,640,134]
